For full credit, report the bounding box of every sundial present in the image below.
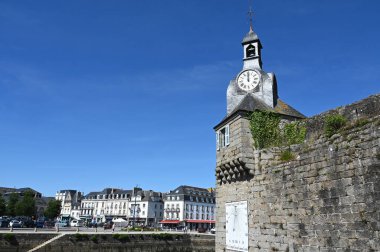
[225,201,248,251]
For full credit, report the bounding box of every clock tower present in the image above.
[227,21,280,115]
[214,9,305,252]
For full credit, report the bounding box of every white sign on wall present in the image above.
[225,201,248,252]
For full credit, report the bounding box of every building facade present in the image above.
[161,185,216,231]
[80,187,164,226]
[55,190,83,221]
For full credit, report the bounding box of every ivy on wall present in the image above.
[249,111,281,149]
[249,110,306,149]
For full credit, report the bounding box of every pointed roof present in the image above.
[242,27,259,44]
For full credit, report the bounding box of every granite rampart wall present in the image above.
[216,94,380,252]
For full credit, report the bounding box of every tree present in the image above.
[44,200,61,219]
[0,194,6,216]
[15,190,36,217]
[7,193,19,217]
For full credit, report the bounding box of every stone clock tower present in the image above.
[214,15,305,252]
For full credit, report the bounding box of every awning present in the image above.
[185,220,215,224]
[159,220,180,224]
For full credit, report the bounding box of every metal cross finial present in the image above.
[247,0,254,31]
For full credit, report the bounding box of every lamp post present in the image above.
[132,188,137,228]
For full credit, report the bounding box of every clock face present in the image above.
[237,70,261,91]
[225,201,248,252]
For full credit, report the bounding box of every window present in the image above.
[216,125,229,150]
[176,196,180,200]
[143,204,146,208]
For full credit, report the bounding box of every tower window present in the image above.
[216,124,230,150]
[246,44,256,57]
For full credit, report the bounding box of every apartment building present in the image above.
[161,185,216,231]
[55,190,83,221]
[80,187,164,226]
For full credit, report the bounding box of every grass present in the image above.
[280,149,295,162]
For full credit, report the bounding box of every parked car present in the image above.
[197,227,206,233]
[88,222,99,228]
[0,220,10,228]
[9,220,22,228]
[176,225,185,231]
[23,219,35,228]
[103,222,113,230]
[55,221,68,228]
[44,221,55,228]
[70,220,83,227]
[210,228,216,234]
[35,221,44,228]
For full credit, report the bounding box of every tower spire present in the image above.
[247,0,254,31]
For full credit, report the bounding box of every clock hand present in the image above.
[247,72,250,82]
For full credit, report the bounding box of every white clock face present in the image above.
[237,70,260,91]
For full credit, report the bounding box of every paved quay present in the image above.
[0,227,214,235]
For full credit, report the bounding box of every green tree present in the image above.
[0,194,6,216]
[15,190,36,217]
[44,200,61,219]
[7,193,19,217]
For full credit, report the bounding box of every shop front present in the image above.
[185,220,215,232]
[159,220,180,230]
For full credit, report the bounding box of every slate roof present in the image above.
[167,185,214,196]
[215,94,306,130]
[85,188,132,198]
[232,94,305,119]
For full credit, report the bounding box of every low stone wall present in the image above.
[0,233,215,252]
[0,233,57,252]
[216,94,380,251]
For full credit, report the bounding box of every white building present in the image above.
[55,190,83,221]
[161,185,216,231]
[80,187,164,226]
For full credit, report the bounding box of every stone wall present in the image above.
[215,94,380,251]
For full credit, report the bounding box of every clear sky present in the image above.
[0,0,379,196]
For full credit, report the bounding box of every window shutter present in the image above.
[225,125,230,146]
[216,131,220,150]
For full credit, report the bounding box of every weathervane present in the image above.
[247,0,254,31]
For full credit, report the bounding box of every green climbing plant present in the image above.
[249,110,281,149]
[283,121,307,146]
[249,111,306,149]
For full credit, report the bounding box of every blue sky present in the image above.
[0,0,379,196]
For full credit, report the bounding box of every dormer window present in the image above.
[216,124,230,150]
[246,44,256,57]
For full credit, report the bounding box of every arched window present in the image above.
[246,44,256,57]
